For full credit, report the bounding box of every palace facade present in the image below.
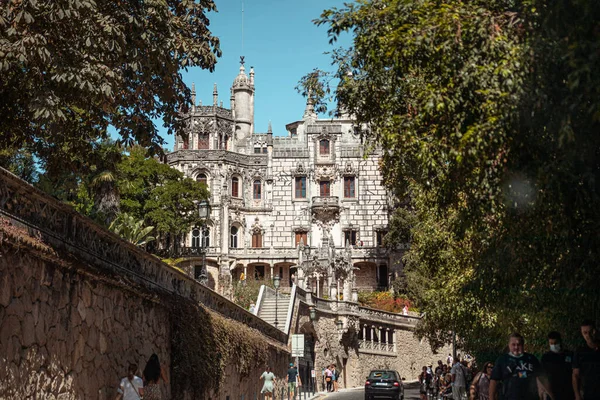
[166,62,400,299]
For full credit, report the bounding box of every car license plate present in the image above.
[376,383,387,386]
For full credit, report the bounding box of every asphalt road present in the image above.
[318,383,421,400]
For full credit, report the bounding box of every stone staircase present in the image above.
[256,285,296,333]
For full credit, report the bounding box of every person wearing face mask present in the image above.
[572,320,600,400]
[489,332,553,400]
[541,331,574,400]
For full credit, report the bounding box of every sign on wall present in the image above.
[291,334,305,357]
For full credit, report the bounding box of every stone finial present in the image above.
[191,83,196,109]
[267,120,272,134]
[303,91,317,120]
[213,83,218,106]
[249,66,255,85]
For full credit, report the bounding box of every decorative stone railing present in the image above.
[227,247,298,259]
[296,286,419,328]
[359,340,395,354]
[0,167,287,344]
[166,149,268,166]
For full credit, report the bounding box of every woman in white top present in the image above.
[260,366,276,400]
[116,363,144,400]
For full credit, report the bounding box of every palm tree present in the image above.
[109,213,156,247]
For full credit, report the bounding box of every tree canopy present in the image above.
[0,0,220,174]
[309,0,600,354]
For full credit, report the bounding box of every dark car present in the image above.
[365,370,404,400]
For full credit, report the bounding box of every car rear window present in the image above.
[369,371,396,380]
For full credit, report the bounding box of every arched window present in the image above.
[253,180,262,200]
[202,227,210,247]
[191,228,201,248]
[196,173,207,187]
[231,177,240,197]
[319,139,330,155]
[230,226,239,248]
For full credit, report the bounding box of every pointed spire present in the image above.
[268,120,272,134]
[213,83,218,106]
[249,66,255,85]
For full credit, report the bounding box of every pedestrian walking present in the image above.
[287,363,302,399]
[541,331,574,400]
[489,332,553,400]
[469,361,493,400]
[451,357,468,400]
[419,366,430,400]
[324,365,333,392]
[260,366,276,400]
[573,320,600,400]
[332,364,339,392]
[116,363,144,400]
[142,354,169,400]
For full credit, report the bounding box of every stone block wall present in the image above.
[0,245,171,399]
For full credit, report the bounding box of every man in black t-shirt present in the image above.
[287,363,301,399]
[541,331,574,400]
[489,332,553,400]
[573,320,600,400]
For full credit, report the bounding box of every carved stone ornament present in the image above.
[313,164,339,183]
[250,217,264,234]
[293,162,308,177]
[230,209,245,227]
[343,162,357,176]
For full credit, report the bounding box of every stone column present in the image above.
[243,264,248,281]
[392,329,397,353]
[270,263,274,280]
[330,283,337,300]
[221,200,229,255]
[351,287,358,302]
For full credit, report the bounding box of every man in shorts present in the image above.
[489,332,553,400]
[287,363,302,399]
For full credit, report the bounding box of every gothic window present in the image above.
[295,176,306,198]
[295,231,308,246]
[198,134,209,149]
[319,180,331,197]
[202,228,210,247]
[344,229,358,246]
[196,173,207,187]
[254,147,262,154]
[231,177,240,197]
[182,135,189,150]
[344,176,356,198]
[319,139,330,155]
[191,228,201,248]
[251,232,263,248]
[376,230,388,247]
[253,180,262,200]
[230,226,239,248]
[263,147,268,154]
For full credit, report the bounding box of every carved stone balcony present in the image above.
[311,196,340,225]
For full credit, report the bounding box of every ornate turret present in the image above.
[232,56,255,144]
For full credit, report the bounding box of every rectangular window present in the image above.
[344,230,358,246]
[319,180,331,197]
[263,147,268,154]
[319,140,330,155]
[253,180,262,200]
[344,176,356,198]
[295,232,308,246]
[232,178,239,197]
[376,230,388,247]
[252,233,262,248]
[254,147,262,154]
[295,176,306,198]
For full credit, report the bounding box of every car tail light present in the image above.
[365,380,371,386]
[393,382,400,387]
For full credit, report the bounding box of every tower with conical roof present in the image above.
[231,57,255,147]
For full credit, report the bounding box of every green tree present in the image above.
[308,0,600,355]
[109,212,155,247]
[0,0,221,175]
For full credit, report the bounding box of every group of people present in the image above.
[259,363,303,400]
[323,364,341,392]
[419,319,600,400]
[116,354,168,400]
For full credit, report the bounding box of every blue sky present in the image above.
[161,0,351,149]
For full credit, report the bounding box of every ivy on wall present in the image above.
[166,295,285,398]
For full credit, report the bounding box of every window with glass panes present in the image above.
[344,176,355,198]
[319,139,330,155]
[295,176,306,198]
[230,226,239,248]
[376,230,388,247]
[253,180,261,199]
[196,173,207,187]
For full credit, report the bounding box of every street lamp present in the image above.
[197,200,211,286]
[309,306,317,322]
[273,273,281,329]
